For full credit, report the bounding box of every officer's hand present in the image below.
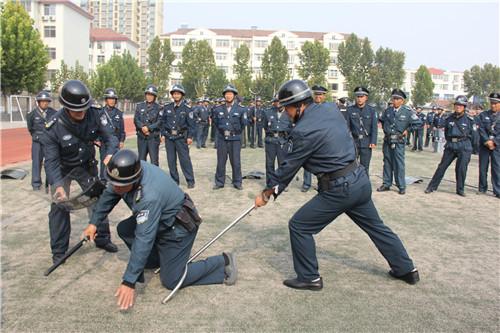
[103,154,112,166]
[187,138,193,145]
[255,195,267,208]
[82,224,97,241]
[94,140,102,147]
[119,142,124,149]
[160,136,165,144]
[369,144,376,149]
[142,126,149,135]
[402,130,408,137]
[115,284,135,310]
[53,186,67,202]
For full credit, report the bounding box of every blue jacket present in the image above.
[90,162,186,285]
[379,105,421,137]
[443,112,478,151]
[269,103,356,195]
[134,101,163,139]
[161,101,195,140]
[433,113,447,128]
[213,102,248,141]
[263,106,292,144]
[193,105,210,123]
[426,111,436,126]
[27,106,57,142]
[347,104,378,147]
[478,110,499,146]
[98,106,126,143]
[248,106,266,126]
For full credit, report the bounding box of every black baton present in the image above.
[44,237,89,276]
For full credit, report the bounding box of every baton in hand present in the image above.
[44,237,89,276]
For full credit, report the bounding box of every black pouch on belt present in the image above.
[175,193,203,232]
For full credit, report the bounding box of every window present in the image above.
[442,84,449,90]
[171,66,179,73]
[97,42,103,49]
[329,42,339,51]
[232,40,240,48]
[255,54,264,62]
[331,83,339,91]
[288,55,294,64]
[216,53,227,61]
[174,52,182,60]
[454,75,460,82]
[20,0,31,12]
[113,42,121,49]
[453,85,459,91]
[97,55,105,64]
[46,69,57,81]
[216,39,229,47]
[44,4,56,16]
[328,69,338,78]
[44,26,56,38]
[219,66,229,74]
[444,94,454,100]
[443,75,449,82]
[255,40,268,48]
[172,38,185,47]
[433,93,440,99]
[253,67,262,76]
[287,41,295,50]
[46,47,56,60]
[330,56,337,65]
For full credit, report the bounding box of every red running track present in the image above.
[1,117,136,167]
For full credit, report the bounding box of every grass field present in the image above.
[1,134,499,332]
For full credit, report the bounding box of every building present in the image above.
[18,0,93,85]
[77,0,164,68]
[161,27,350,97]
[89,28,139,71]
[403,67,466,103]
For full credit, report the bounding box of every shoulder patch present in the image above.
[136,210,149,224]
[45,118,57,129]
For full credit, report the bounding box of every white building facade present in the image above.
[403,67,466,103]
[89,28,139,71]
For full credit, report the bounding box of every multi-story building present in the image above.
[77,0,164,68]
[18,0,93,85]
[89,28,139,71]
[161,27,349,97]
[403,67,466,103]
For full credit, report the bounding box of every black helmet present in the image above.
[277,80,312,107]
[106,149,142,186]
[103,88,118,99]
[144,84,158,97]
[454,95,468,107]
[170,84,186,95]
[36,90,52,102]
[222,84,238,95]
[59,80,91,111]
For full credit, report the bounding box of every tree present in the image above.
[1,1,49,95]
[261,37,289,97]
[297,40,330,87]
[147,36,175,93]
[411,65,435,107]
[251,76,273,101]
[370,47,406,105]
[463,64,500,104]
[51,60,90,93]
[179,40,216,98]
[233,44,252,98]
[206,68,228,98]
[337,34,373,97]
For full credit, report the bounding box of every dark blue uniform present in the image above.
[426,112,478,195]
[379,105,421,191]
[478,110,500,195]
[248,105,265,148]
[134,101,163,165]
[41,108,119,260]
[269,102,415,282]
[432,113,447,153]
[347,103,378,175]
[90,162,225,289]
[262,106,292,187]
[162,101,195,186]
[424,111,436,147]
[193,104,210,148]
[213,102,248,188]
[97,105,125,181]
[26,106,57,189]
[411,111,426,151]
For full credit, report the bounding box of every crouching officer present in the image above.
[134,85,163,165]
[254,80,419,290]
[27,91,57,190]
[425,96,478,196]
[263,97,292,187]
[377,89,421,194]
[213,84,248,190]
[83,150,237,310]
[97,88,125,182]
[162,84,196,188]
[347,86,378,175]
[477,92,500,197]
[42,80,119,263]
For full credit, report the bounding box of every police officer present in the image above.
[27,90,57,190]
[433,107,447,153]
[262,97,292,188]
[213,84,248,190]
[254,80,419,290]
[162,84,196,188]
[411,106,426,152]
[97,88,125,182]
[248,97,265,148]
[337,97,349,121]
[41,80,118,263]
[209,98,221,147]
[477,92,500,197]
[424,106,436,147]
[83,150,237,310]
[425,96,478,196]
[377,89,421,195]
[134,84,163,165]
[195,97,210,148]
[311,85,328,104]
[347,87,378,175]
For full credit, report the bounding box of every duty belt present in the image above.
[450,137,467,143]
[317,160,359,183]
[267,131,287,138]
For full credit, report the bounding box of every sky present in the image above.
[163,0,500,72]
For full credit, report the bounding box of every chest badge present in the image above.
[62,134,72,141]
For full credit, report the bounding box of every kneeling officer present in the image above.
[84,149,237,310]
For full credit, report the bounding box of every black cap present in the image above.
[354,86,369,96]
[103,88,118,99]
[106,149,142,186]
[36,90,52,102]
[391,89,407,100]
[144,84,158,96]
[277,80,312,107]
[454,95,468,106]
[489,92,500,103]
[311,85,327,94]
[59,80,91,112]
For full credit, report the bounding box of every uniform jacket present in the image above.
[27,106,57,142]
[347,104,378,147]
[213,102,248,141]
[134,101,163,139]
[161,101,195,140]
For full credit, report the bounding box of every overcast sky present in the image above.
[163,0,499,72]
